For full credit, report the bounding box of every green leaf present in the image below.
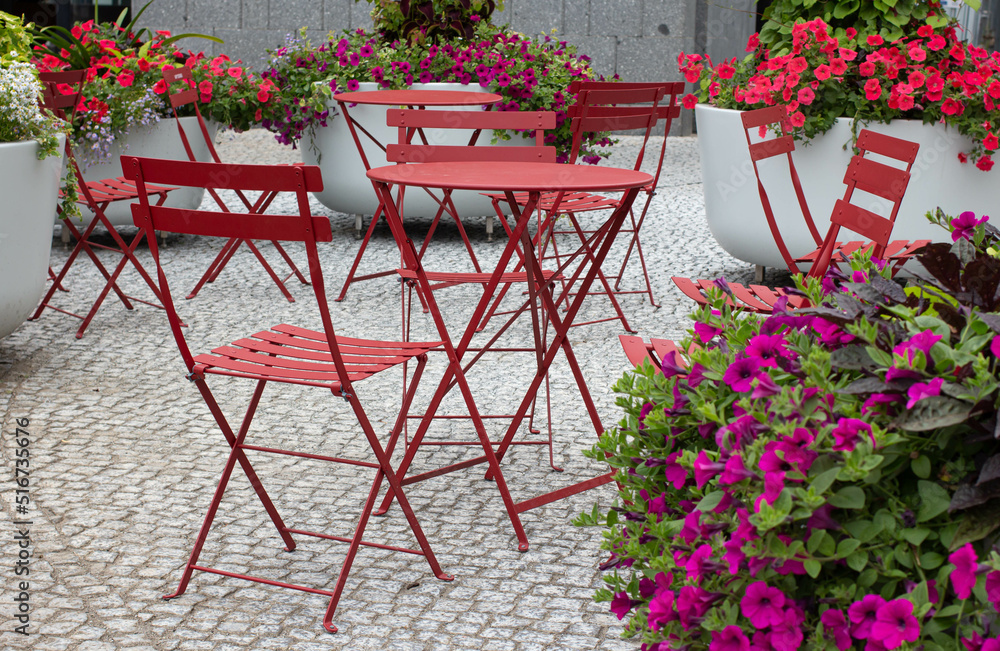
[807,529,828,554]
[847,550,868,571]
[858,568,878,587]
[920,552,945,569]
[911,455,931,479]
[804,559,822,578]
[810,467,840,496]
[902,527,931,546]
[936,604,962,618]
[696,490,725,513]
[606,509,619,527]
[917,480,951,523]
[829,486,866,510]
[893,397,972,432]
[833,0,861,17]
[837,538,862,557]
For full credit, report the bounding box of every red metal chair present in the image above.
[121,154,451,633]
[161,65,309,302]
[672,117,926,312]
[30,70,177,338]
[480,84,677,332]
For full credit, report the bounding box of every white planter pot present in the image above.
[0,137,65,339]
[696,104,999,268]
[303,82,520,218]
[75,116,217,226]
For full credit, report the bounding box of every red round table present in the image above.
[333,89,502,106]
[367,159,653,551]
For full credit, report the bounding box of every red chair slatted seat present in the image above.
[30,69,177,338]
[121,154,451,634]
[671,109,925,313]
[161,65,309,302]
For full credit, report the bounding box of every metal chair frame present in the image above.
[121,154,452,634]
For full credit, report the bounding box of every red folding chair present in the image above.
[161,65,309,302]
[480,84,675,332]
[30,70,177,339]
[673,116,926,312]
[121,154,451,633]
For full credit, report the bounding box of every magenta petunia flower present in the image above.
[948,543,979,599]
[663,452,688,489]
[741,581,787,628]
[694,321,722,343]
[982,640,1000,651]
[992,335,1000,358]
[710,625,751,651]
[821,609,852,651]
[678,510,704,544]
[744,333,790,367]
[870,599,920,650]
[986,570,1000,609]
[720,454,757,484]
[849,594,886,639]
[951,211,989,241]
[661,350,687,378]
[751,373,781,398]
[893,330,942,366]
[907,377,944,408]
[831,417,874,451]
[647,589,677,631]
[769,622,804,651]
[610,591,633,619]
[694,450,725,488]
[723,537,745,574]
[724,357,763,392]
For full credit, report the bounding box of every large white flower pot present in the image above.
[0,137,65,339]
[303,82,520,218]
[75,116,217,226]
[696,104,999,268]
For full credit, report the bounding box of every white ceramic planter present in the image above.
[696,104,999,268]
[0,137,65,339]
[303,82,521,218]
[75,116,217,225]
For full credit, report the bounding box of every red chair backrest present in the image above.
[385,109,557,164]
[161,65,224,165]
[809,129,919,277]
[38,69,85,122]
[739,105,823,274]
[120,155,335,373]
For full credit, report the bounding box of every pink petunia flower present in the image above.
[906,377,944,409]
[724,357,763,392]
[831,417,874,451]
[711,625,751,651]
[951,211,989,241]
[849,594,886,639]
[948,543,979,599]
[741,581,787,628]
[870,599,920,650]
[821,609,852,650]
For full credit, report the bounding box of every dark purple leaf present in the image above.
[978,311,1000,334]
[839,377,910,395]
[918,243,962,293]
[977,454,1000,485]
[963,256,1000,310]
[830,345,877,370]
[892,396,972,432]
[949,480,1000,511]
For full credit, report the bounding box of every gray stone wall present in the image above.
[140,0,757,134]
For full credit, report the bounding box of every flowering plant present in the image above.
[1,11,67,159]
[31,5,276,168]
[678,13,1000,169]
[260,20,607,162]
[578,213,1000,650]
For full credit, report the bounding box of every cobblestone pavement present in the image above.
[1,131,759,650]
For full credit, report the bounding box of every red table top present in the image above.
[368,161,652,193]
[333,90,502,106]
